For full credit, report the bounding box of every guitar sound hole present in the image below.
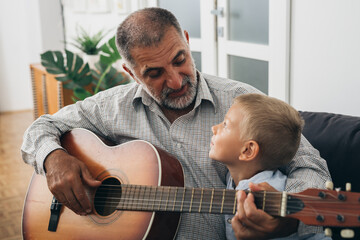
[94,177,122,216]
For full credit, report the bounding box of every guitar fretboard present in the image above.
[95,184,285,216]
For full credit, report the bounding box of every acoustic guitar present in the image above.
[22,128,360,240]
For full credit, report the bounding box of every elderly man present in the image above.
[22,7,330,239]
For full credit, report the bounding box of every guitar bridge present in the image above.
[48,196,62,232]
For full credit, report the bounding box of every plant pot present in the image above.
[83,54,99,69]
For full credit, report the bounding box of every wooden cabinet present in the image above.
[30,63,74,119]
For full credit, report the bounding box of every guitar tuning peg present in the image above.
[346,183,351,192]
[324,228,332,237]
[340,229,355,238]
[325,181,334,190]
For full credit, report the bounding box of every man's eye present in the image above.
[148,70,162,78]
[174,58,185,66]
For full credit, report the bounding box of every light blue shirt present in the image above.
[225,170,331,240]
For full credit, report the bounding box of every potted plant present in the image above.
[41,36,130,102]
[70,26,110,69]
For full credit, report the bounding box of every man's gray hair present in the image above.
[116,8,183,67]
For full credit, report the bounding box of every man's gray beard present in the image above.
[142,71,198,110]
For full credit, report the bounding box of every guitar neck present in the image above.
[110,185,285,216]
[98,184,360,228]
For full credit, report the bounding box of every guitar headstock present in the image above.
[287,182,360,239]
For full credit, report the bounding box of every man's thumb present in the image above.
[81,166,101,187]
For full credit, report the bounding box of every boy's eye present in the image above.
[223,121,227,128]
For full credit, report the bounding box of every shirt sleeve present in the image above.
[21,94,109,175]
[281,135,332,236]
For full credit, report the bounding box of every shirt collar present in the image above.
[234,170,276,191]
[132,70,216,111]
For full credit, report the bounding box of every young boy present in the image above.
[209,93,329,240]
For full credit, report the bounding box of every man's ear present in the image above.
[183,30,189,44]
[122,63,138,83]
[239,140,259,161]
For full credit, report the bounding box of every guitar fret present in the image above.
[233,191,237,214]
[220,189,225,213]
[158,187,163,211]
[139,185,144,210]
[180,188,186,212]
[198,188,204,213]
[209,189,214,213]
[134,185,139,210]
[164,186,170,211]
[172,187,178,211]
[262,191,266,211]
[189,188,194,212]
[145,185,151,211]
[151,185,156,211]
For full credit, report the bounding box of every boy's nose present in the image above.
[211,125,217,134]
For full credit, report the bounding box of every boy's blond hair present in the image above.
[234,93,304,170]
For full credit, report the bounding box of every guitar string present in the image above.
[82,185,360,211]
[51,195,360,218]
[52,184,360,217]
[92,185,360,204]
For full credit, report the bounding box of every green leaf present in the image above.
[63,82,77,89]
[40,49,94,101]
[41,51,66,75]
[99,36,121,66]
[92,61,128,92]
[70,26,111,55]
[73,87,92,101]
[64,50,93,87]
[55,76,69,82]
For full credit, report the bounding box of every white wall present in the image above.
[290,0,360,117]
[0,0,63,112]
[2,0,360,117]
[0,0,34,112]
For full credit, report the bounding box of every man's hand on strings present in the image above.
[231,182,298,240]
[44,149,101,215]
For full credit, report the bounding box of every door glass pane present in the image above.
[228,56,268,94]
[228,0,269,44]
[191,51,202,71]
[158,0,201,38]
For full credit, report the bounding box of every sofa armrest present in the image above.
[299,111,360,192]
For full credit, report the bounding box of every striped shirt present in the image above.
[21,72,331,239]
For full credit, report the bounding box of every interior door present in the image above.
[216,0,290,101]
[158,0,217,75]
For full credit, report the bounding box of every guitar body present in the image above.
[22,128,184,240]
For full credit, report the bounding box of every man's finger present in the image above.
[63,186,85,215]
[80,164,101,187]
[72,176,92,214]
[244,192,273,222]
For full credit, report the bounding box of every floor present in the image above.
[0,110,34,240]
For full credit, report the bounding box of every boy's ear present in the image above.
[239,140,259,161]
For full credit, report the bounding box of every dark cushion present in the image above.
[299,111,360,192]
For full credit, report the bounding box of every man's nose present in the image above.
[165,70,182,90]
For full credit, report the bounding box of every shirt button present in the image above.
[227,218,232,224]
[177,143,181,148]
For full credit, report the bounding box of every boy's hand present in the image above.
[231,182,298,240]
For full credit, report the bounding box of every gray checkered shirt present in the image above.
[22,72,331,239]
